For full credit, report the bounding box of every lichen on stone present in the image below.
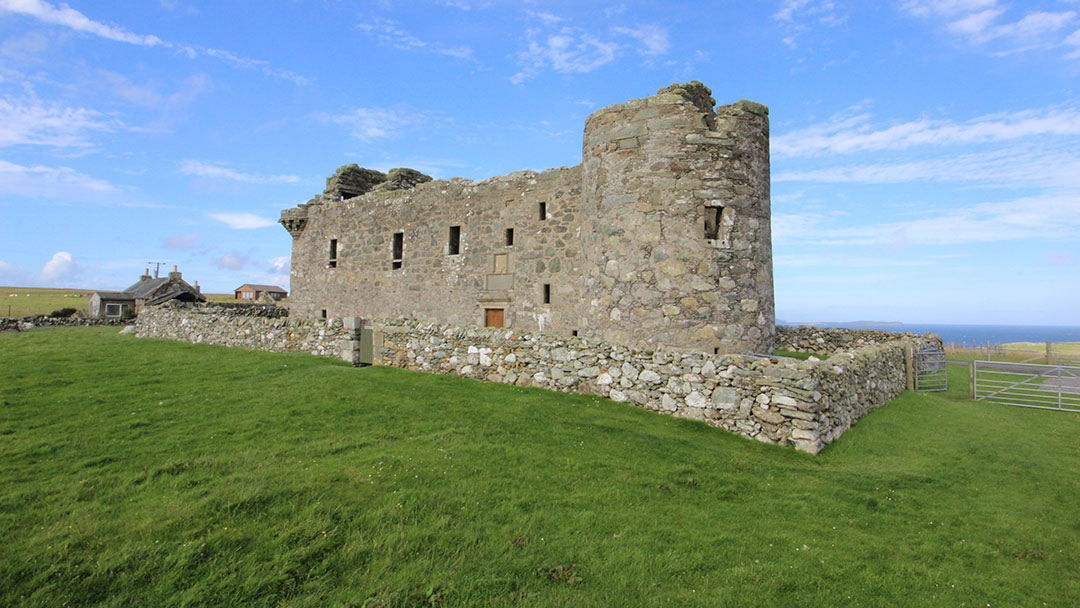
[657,81,716,116]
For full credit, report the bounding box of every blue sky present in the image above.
[1,0,1078,325]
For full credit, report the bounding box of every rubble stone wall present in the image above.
[0,316,126,332]
[134,304,935,454]
[135,304,347,358]
[282,82,775,355]
[778,325,943,356]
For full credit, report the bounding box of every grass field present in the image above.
[1,286,95,318]
[1,286,255,317]
[2,328,1078,606]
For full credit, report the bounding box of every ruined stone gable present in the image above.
[281,82,776,354]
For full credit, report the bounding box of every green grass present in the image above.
[775,349,815,360]
[0,286,272,317]
[2,328,1079,607]
[1,286,96,317]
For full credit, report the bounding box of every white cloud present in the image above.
[320,106,420,142]
[215,252,250,270]
[266,256,290,285]
[199,47,310,85]
[772,0,844,48]
[209,212,276,230]
[775,147,1080,189]
[511,27,619,83]
[357,17,474,60]
[0,95,117,148]
[901,0,1078,54]
[0,0,164,46]
[772,107,1080,157]
[0,260,13,273]
[0,0,309,83]
[0,159,117,194]
[41,251,80,284]
[180,160,299,184]
[612,25,670,56]
[900,0,998,18]
[774,194,1080,247]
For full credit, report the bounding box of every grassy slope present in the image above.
[1,328,1078,607]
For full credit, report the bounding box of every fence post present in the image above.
[969,361,976,400]
[905,343,914,391]
[1046,341,1053,365]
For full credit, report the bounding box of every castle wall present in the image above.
[581,89,774,353]
[288,167,587,336]
[282,82,774,355]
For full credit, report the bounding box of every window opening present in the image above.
[538,202,547,221]
[320,309,327,319]
[448,226,461,255]
[505,228,514,246]
[704,207,721,240]
[328,239,338,268]
[106,303,121,316]
[392,232,403,269]
[572,330,579,337]
[543,283,551,304]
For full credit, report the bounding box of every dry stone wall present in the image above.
[778,325,942,356]
[135,308,938,454]
[135,303,347,358]
[0,316,126,331]
[376,320,933,454]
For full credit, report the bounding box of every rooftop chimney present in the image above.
[168,265,182,280]
[194,281,201,293]
[140,268,152,282]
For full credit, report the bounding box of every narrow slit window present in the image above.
[704,207,721,240]
[538,202,547,221]
[542,283,551,304]
[448,226,461,255]
[328,239,338,268]
[572,330,579,337]
[320,309,327,319]
[392,232,403,269]
[505,228,514,246]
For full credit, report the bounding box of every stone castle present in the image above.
[280,82,775,354]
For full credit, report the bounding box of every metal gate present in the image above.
[914,347,948,392]
[972,360,1080,412]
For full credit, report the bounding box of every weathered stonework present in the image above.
[281,82,775,355]
[136,305,941,454]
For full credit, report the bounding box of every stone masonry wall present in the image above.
[287,167,586,336]
[281,82,774,355]
[377,320,933,454]
[134,305,934,454]
[135,303,348,358]
[778,325,943,356]
[580,84,774,353]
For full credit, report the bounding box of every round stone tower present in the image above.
[579,82,775,354]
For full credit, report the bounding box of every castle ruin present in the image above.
[281,82,775,354]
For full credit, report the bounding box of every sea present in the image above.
[779,322,1080,346]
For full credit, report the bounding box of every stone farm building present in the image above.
[89,266,205,320]
[281,82,775,355]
